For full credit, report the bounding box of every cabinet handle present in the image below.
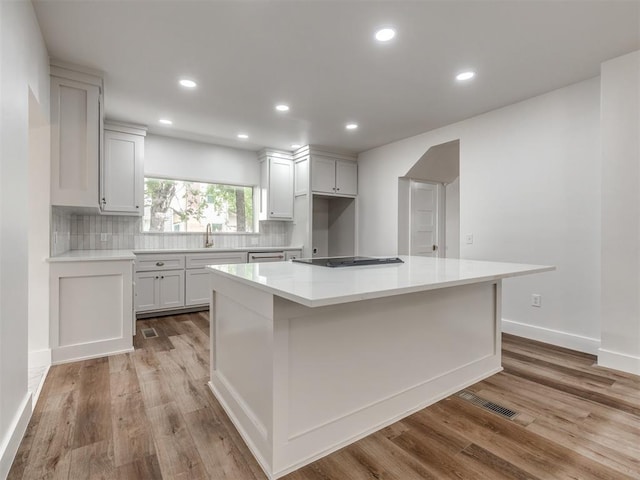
[156,262,164,266]
[155,276,159,279]
[161,275,164,279]
[101,197,106,204]
[136,205,139,209]
[251,255,284,260]
[336,188,340,191]
[270,212,274,215]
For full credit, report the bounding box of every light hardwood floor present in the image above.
[8,312,640,479]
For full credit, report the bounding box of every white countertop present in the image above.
[48,249,137,262]
[48,246,303,262]
[207,255,555,307]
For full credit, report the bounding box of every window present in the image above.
[143,178,254,233]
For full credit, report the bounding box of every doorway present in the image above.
[397,139,460,258]
[410,180,444,257]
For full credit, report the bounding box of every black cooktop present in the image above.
[292,256,404,268]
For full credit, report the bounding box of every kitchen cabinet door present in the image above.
[269,158,294,219]
[135,271,160,312]
[336,161,358,196]
[102,128,144,215]
[50,75,101,208]
[185,269,211,306]
[311,156,336,194]
[260,156,294,221]
[158,270,185,310]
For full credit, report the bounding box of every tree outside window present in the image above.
[143,178,254,233]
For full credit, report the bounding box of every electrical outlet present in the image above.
[465,234,474,245]
[531,294,542,307]
[100,233,109,242]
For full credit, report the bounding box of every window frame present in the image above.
[142,175,259,234]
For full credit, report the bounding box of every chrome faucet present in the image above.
[205,223,214,247]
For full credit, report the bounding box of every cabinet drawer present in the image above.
[135,254,185,272]
[186,252,247,269]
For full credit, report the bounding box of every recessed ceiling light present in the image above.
[456,71,476,81]
[237,133,249,139]
[291,144,301,149]
[345,123,358,130]
[159,118,173,125]
[375,28,396,42]
[179,79,197,88]
[275,104,290,112]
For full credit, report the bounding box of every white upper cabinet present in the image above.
[50,66,102,208]
[101,123,146,215]
[311,156,336,194]
[311,155,357,197]
[259,150,294,221]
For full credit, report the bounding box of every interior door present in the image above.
[410,181,441,257]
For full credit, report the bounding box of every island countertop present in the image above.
[207,255,554,307]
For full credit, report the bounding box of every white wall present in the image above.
[358,78,601,354]
[0,1,50,476]
[599,51,640,374]
[28,91,51,370]
[445,177,460,258]
[144,133,260,186]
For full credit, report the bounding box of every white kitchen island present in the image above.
[207,256,553,479]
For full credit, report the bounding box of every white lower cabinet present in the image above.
[134,269,184,312]
[185,252,248,307]
[135,271,160,311]
[185,269,212,306]
[50,259,134,363]
[159,270,185,309]
[135,251,248,313]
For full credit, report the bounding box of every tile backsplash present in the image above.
[52,208,293,254]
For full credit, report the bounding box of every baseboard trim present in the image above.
[0,393,33,479]
[597,348,640,375]
[502,318,600,355]
[28,348,51,369]
[32,364,51,409]
[51,346,134,366]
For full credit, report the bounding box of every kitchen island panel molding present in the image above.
[282,282,498,439]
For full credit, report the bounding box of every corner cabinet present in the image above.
[101,123,146,215]
[50,65,103,208]
[259,149,294,221]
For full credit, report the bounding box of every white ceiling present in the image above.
[33,1,640,154]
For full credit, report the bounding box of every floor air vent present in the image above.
[141,327,158,339]
[456,390,519,419]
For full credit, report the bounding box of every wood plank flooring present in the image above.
[8,312,640,479]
